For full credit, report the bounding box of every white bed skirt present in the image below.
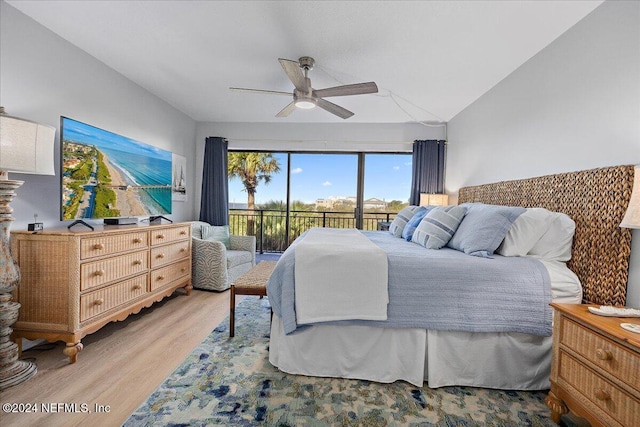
[269,315,552,390]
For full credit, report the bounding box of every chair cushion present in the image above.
[201,224,230,249]
[226,250,253,268]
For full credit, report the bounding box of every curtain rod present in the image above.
[225,138,446,145]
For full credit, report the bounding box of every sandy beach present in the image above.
[102,152,149,216]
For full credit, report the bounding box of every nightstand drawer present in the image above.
[560,318,640,390]
[559,351,639,427]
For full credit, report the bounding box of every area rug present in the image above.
[124,297,555,426]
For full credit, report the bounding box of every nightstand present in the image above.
[546,303,640,427]
[377,221,391,231]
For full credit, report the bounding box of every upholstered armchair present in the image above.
[191,221,256,291]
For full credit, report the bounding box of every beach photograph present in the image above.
[61,117,173,220]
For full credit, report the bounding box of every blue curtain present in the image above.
[409,140,446,205]
[199,137,229,225]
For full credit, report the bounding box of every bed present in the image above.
[266,165,635,390]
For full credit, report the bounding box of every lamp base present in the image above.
[0,178,38,390]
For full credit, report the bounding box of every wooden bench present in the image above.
[229,261,277,337]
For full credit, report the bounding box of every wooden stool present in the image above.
[229,261,277,337]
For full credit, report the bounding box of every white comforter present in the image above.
[294,227,388,324]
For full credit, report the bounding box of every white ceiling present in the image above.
[8,0,603,124]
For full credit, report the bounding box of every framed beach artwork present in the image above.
[172,153,187,202]
[60,117,173,220]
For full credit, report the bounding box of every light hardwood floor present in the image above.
[1,289,244,427]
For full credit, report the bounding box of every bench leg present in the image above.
[229,285,235,338]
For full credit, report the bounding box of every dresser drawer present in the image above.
[150,225,190,246]
[81,250,148,291]
[80,232,148,259]
[561,318,640,391]
[150,240,191,268]
[559,351,639,427]
[80,275,149,321]
[150,259,191,291]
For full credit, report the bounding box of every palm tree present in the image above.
[228,152,280,235]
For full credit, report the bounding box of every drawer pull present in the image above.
[180,230,187,235]
[94,270,105,277]
[133,259,143,265]
[595,348,612,361]
[133,238,142,244]
[156,234,165,240]
[157,253,165,259]
[157,275,165,281]
[132,284,142,290]
[93,243,105,250]
[94,298,104,306]
[181,267,187,273]
[594,389,610,401]
[180,247,187,252]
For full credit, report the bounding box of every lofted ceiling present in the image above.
[7,0,603,124]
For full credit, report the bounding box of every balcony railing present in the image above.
[229,209,397,253]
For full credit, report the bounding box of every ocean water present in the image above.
[103,148,172,214]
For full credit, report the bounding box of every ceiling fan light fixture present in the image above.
[294,99,316,109]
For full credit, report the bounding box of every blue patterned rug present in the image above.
[124,297,555,426]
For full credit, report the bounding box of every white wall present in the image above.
[193,121,444,216]
[447,1,640,307]
[0,1,197,230]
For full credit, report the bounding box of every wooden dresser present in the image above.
[10,222,192,363]
[546,303,640,427]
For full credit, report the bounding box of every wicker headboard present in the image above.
[458,165,635,306]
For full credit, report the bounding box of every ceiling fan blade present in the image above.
[276,101,297,118]
[316,98,354,119]
[279,58,307,92]
[229,87,292,96]
[314,82,378,98]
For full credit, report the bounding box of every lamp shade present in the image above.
[0,112,56,176]
[419,193,449,207]
[620,165,640,229]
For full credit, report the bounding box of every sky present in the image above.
[228,152,413,206]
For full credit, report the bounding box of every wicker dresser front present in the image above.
[10,222,192,363]
[546,303,640,427]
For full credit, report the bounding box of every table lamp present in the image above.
[0,106,55,390]
[419,193,449,207]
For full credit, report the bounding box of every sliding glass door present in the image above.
[228,151,412,251]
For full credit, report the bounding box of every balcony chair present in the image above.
[191,221,256,291]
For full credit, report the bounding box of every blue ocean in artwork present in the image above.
[102,148,173,213]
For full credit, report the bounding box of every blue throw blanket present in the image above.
[267,230,552,336]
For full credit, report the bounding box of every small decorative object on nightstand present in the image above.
[546,303,640,427]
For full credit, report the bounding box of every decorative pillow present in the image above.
[401,206,432,241]
[388,205,421,238]
[412,205,467,249]
[447,203,526,258]
[527,213,575,261]
[497,208,556,257]
[201,224,230,249]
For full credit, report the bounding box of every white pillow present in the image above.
[527,213,575,261]
[497,208,556,257]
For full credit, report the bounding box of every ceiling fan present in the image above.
[230,56,378,119]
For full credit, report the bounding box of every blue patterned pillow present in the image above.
[411,205,467,249]
[401,206,432,241]
[201,224,230,249]
[388,205,421,238]
[447,203,526,258]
